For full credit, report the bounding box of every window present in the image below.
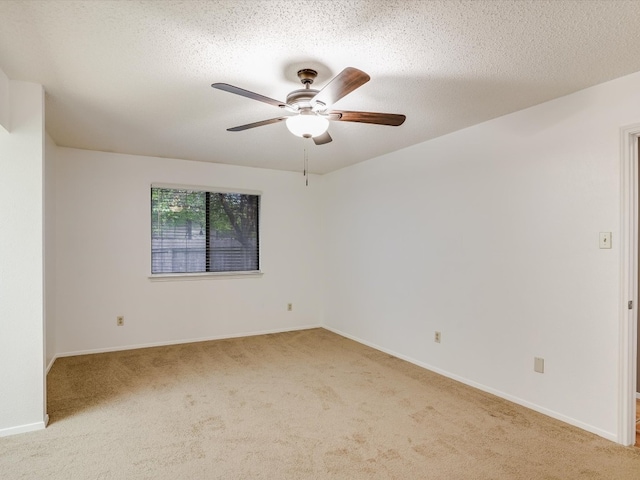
[151,186,259,274]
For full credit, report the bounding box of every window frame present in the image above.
[149,183,263,280]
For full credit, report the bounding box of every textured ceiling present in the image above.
[1,0,640,174]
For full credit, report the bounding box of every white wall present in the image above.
[0,78,46,436]
[322,70,640,441]
[45,133,56,368]
[54,148,323,355]
[0,66,9,132]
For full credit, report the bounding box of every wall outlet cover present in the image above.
[534,357,544,373]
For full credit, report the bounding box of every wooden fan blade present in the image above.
[227,117,287,132]
[212,83,287,108]
[313,131,332,145]
[312,68,370,107]
[329,110,406,126]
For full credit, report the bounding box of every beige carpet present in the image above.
[2,328,639,479]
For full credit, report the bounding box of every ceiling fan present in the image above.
[211,67,406,145]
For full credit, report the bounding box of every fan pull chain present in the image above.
[304,148,309,186]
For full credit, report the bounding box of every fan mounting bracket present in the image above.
[297,69,318,85]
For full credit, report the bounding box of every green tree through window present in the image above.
[151,187,259,274]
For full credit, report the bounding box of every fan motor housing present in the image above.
[286,88,319,108]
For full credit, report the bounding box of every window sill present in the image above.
[149,271,263,281]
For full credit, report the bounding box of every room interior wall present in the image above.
[321,70,640,441]
[45,133,56,369]
[0,67,8,132]
[54,148,323,355]
[0,78,46,436]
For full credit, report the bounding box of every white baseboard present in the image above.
[51,324,322,361]
[46,357,57,374]
[636,392,640,400]
[323,325,617,443]
[0,420,47,438]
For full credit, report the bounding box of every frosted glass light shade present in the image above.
[286,114,329,138]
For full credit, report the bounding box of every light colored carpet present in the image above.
[2,328,639,479]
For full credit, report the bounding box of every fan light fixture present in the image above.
[286,113,329,138]
[212,67,406,146]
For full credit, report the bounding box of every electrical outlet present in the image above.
[434,331,441,343]
[117,316,124,326]
[534,357,544,373]
[287,303,293,311]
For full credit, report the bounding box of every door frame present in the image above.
[619,123,640,445]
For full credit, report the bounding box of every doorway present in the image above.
[636,398,639,446]
[636,137,640,447]
[620,124,640,446]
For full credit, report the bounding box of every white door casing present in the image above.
[619,123,640,446]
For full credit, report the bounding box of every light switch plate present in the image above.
[599,232,612,249]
